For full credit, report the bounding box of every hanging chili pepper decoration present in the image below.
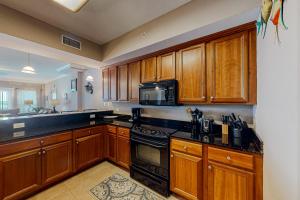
[271,0,288,42]
[257,0,273,38]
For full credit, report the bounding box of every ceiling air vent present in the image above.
[61,35,81,50]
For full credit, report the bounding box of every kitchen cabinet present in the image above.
[109,67,118,101]
[170,139,203,200]
[176,44,206,103]
[157,52,176,81]
[42,141,72,185]
[74,128,103,171]
[207,161,254,200]
[207,31,249,103]
[128,61,141,102]
[102,67,117,101]
[118,64,128,101]
[105,133,117,162]
[141,57,157,83]
[116,127,130,169]
[102,68,109,101]
[0,148,42,200]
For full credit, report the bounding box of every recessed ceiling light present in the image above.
[52,0,89,12]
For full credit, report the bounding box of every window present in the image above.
[17,90,38,113]
[0,88,13,111]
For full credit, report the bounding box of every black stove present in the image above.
[130,124,177,197]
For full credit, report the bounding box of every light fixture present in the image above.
[52,0,89,12]
[86,75,94,82]
[22,54,36,74]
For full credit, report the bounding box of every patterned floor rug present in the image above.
[89,173,165,200]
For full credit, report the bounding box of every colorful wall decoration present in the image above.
[257,0,288,42]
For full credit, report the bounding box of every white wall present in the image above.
[82,68,101,110]
[255,0,299,199]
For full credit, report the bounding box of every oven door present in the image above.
[130,136,169,179]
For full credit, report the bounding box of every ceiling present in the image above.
[0,46,72,84]
[0,0,191,44]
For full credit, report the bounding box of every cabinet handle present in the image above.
[171,154,174,158]
[226,156,231,160]
[208,165,212,170]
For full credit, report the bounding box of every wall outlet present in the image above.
[90,114,96,119]
[13,123,25,129]
[13,131,25,138]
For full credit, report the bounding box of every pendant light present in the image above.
[22,53,36,74]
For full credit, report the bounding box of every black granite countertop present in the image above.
[171,130,263,155]
[0,119,133,144]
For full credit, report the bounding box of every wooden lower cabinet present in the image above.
[42,141,73,185]
[0,149,42,200]
[74,134,102,171]
[207,161,254,200]
[170,150,202,200]
[104,133,117,162]
[116,135,130,169]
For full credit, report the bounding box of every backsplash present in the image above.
[101,102,254,124]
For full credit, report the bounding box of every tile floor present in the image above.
[27,161,181,200]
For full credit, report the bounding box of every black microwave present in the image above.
[139,80,178,106]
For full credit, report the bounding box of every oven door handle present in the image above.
[130,138,167,149]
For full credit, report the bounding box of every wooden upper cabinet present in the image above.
[109,67,118,101]
[118,65,128,101]
[207,31,249,103]
[207,161,254,200]
[128,61,141,102]
[141,57,157,83]
[176,44,206,103]
[42,141,72,185]
[102,68,109,101]
[0,148,42,200]
[157,52,176,81]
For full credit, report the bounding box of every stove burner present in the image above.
[131,124,176,138]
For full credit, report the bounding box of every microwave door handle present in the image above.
[130,138,166,149]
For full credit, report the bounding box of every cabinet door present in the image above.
[170,151,202,200]
[207,32,249,103]
[109,67,118,101]
[75,134,101,171]
[157,52,176,81]
[0,149,42,200]
[141,57,157,83]
[102,68,109,101]
[107,134,117,162]
[116,135,130,169]
[176,44,206,103]
[42,141,72,185]
[118,65,128,101]
[207,161,254,200]
[128,61,141,102]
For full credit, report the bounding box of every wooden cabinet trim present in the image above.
[157,52,176,81]
[128,61,141,102]
[171,139,202,157]
[117,64,128,101]
[109,66,118,101]
[141,57,157,83]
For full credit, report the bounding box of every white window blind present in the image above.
[17,90,37,113]
[0,88,13,110]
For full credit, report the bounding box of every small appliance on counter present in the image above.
[139,80,178,106]
[131,108,142,123]
[188,108,214,136]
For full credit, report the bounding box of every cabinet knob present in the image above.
[210,96,214,100]
[171,154,174,158]
[40,140,44,145]
[183,146,187,150]
[76,141,79,145]
[42,150,46,154]
[208,165,212,170]
[38,151,41,155]
[226,155,231,160]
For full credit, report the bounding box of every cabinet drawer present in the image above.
[208,147,254,170]
[171,139,202,157]
[117,127,130,138]
[73,128,91,139]
[42,131,72,146]
[91,126,106,134]
[107,125,117,134]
